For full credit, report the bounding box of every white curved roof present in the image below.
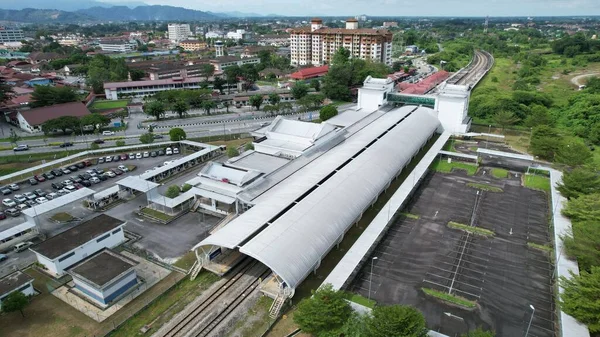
[195,106,440,289]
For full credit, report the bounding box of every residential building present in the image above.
[168,23,192,42]
[290,18,393,67]
[99,41,136,53]
[0,27,24,43]
[257,34,290,47]
[0,271,34,309]
[383,22,398,28]
[241,46,273,58]
[30,214,126,277]
[210,56,260,72]
[27,52,63,64]
[205,31,224,39]
[138,60,211,80]
[179,39,207,52]
[227,29,252,41]
[15,101,91,133]
[405,45,419,54]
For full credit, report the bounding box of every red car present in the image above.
[74,183,84,189]
[120,154,128,161]
[112,169,123,175]
[83,160,92,167]
[34,175,46,182]
[0,211,6,220]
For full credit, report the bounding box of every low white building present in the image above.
[30,214,126,277]
[434,82,471,134]
[99,41,136,53]
[226,29,246,40]
[357,76,395,112]
[68,249,138,307]
[0,271,34,309]
[205,31,224,39]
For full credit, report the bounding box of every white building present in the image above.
[168,23,192,42]
[30,214,126,277]
[99,41,136,53]
[68,249,138,307]
[104,77,209,100]
[226,29,246,40]
[0,271,34,309]
[434,83,471,134]
[290,18,393,66]
[357,76,395,112]
[0,27,24,43]
[205,31,224,39]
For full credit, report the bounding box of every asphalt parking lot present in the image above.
[350,169,554,337]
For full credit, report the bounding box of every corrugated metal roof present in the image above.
[22,188,95,218]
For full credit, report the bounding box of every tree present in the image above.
[139,133,154,144]
[365,305,428,337]
[492,110,520,130]
[172,99,189,118]
[555,141,593,167]
[268,93,281,106]
[560,267,600,332]
[332,47,351,65]
[227,146,240,158]
[144,101,165,120]
[461,328,496,337]
[182,183,192,192]
[148,124,154,133]
[30,86,77,108]
[90,142,100,150]
[169,128,187,141]
[293,284,352,335]
[201,64,215,81]
[42,116,80,135]
[558,167,600,199]
[320,105,338,121]
[80,113,110,131]
[263,105,278,116]
[562,193,600,223]
[201,100,217,115]
[129,69,145,81]
[249,94,264,110]
[8,129,21,146]
[524,105,553,128]
[530,126,561,160]
[0,77,14,104]
[311,79,321,92]
[165,185,181,198]
[563,220,600,272]
[2,291,29,317]
[244,143,254,151]
[291,82,309,100]
[116,140,126,147]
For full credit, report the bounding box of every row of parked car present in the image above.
[96,147,180,164]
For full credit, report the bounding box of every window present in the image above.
[96,233,110,243]
[112,228,122,235]
[58,251,75,262]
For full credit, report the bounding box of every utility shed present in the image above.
[30,214,126,277]
[68,249,138,307]
[0,271,34,309]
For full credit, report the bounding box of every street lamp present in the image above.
[368,257,378,301]
[525,304,535,337]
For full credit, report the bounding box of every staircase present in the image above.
[189,258,204,281]
[269,293,286,319]
[191,200,201,212]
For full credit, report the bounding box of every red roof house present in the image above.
[16,102,90,133]
[290,65,329,80]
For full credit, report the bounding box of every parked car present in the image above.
[25,200,37,207]
[173,147,180,154]
[93,139,105,144]
[112,155,120,162]
[128,153,135,160]
[2,198,16,207]
[143,151,150,158]
[93,168,104,175]
[35,197,48,204]
[76,162,85,169]
[90,177,101,184]
[120,154,128,161]
[57,189,68,196]
[83,160,92,166]
[23,192,36,200]
[81,180,92,187]
[6,208,20,218]
[0,253,7,261]
[42,172,55,180]
[135,153,142,159]
[1,187,11,195]
[51,169,63,177]
[105,171,116,178]
[158,149,165,156]
[14,194,26,203]
[97,174,108,181]
[13,241,33,252]
[61,168,71,175]
[86,170,97,177]
[105,156,113,163]
[82,173,92,180]
[97,157,105,164]
[51,182,62,190]
[13,144,29,152]
[46,192,59,200]
[102,131,115,136]
[68,165,78,172]
[153,134,164,139]
[114,169,124,175]
[166,147,173,155]
[0,211,5,220]
[34,189,46,197]
[8,184,19,191]
[16,204,28,211]
[59,142,73,148]
[150,151,157,157]
[117,165,129,172]
[71,176,83,184]
[28,178,38,185]
[73,183,84,189]
[34,175,46,182]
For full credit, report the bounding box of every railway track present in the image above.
[448,50,493,87]
[159,258,271,337]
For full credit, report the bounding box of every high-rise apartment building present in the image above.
[0,27,24,43]
[168,23,192,42]
[290,18,393,67]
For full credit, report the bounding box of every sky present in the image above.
[103,0,600,16]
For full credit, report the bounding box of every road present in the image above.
[570,72,599,87]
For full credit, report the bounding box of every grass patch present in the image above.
[528,242,553,253]
[126,165,137,172]
[227,296,274,337]
[89,99,128,110]
[421,287,476,309]
[523,174,551,192]
[466,182,504,192]
[448,221,495,237]
[490,168,508,179]
[343,292,376,309]
[431,159,478,175]
[140,207,174,221]
[173,251,197,271]
[401,212,420,219]
[50,212,75,223]
[206,137,253,149]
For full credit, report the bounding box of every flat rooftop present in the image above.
[227,151,290,175]
[69,249,137,288]
[31,214,124,260]
[0,271,33,295]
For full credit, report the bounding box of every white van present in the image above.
[102,131,115,136]
[14,241,33,252]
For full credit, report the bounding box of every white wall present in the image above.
[102,270,136,297]
[16,112,38,133]
[105,88,118,100]
[36,225,125,276]
[0,281,34,309]
[435,94,468,134]
[357,89,386,112]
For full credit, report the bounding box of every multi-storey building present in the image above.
[99,41,136,53]
[168,23,192,42]
[290,18,393,67]
[0,27,24,43]
[179,40,207,52]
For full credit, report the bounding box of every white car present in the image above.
[46,192,59,200]
[102,131,115,136]
[105,171,116,178]
[90,177,101,184]
[2,198,16,207]
[143,151,149,158]
[23,192,36,200]
[135,153,142,159]
[65,185,77,192]
[173,147,180,154]
[14,194,27,203]
[105,156,113,162]
[35,197,48,204]
[86,170,97,177]
[16,204,28,211]
[117,165,129,172]
[165,148,173,155]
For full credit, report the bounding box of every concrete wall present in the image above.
[36,225,125,276]
[73,269,137,305]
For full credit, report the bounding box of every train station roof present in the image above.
[194,105,441,289]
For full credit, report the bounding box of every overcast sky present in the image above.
[104,0,600,16]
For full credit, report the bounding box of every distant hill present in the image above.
[0,0,146,11]
[77,5,217,21]
[0,8,92,23]
[223,11,264,18]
